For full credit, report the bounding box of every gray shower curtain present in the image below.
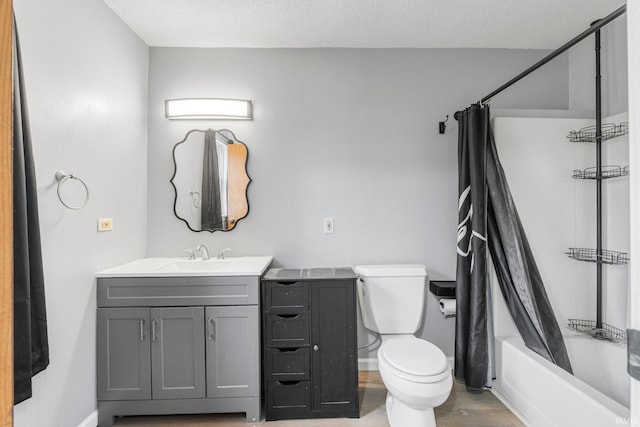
[13,19,49,404]
[201,129,223,231]
[455,105,572,392]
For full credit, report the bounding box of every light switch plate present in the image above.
[98,218,113,231]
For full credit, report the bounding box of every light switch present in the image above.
[98,218,113,231]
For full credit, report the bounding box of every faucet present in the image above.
[217,247,232,260]
[195,244,210,260]
[183,248,196,260]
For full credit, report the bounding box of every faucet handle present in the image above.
[182,248,196,260]
[217,248,232,260]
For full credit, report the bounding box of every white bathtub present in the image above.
[493,335,630,427]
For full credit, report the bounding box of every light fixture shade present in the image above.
[165,98,253,120]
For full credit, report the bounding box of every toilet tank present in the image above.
[354,264,428,334]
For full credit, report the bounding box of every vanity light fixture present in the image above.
[165,98,253,120]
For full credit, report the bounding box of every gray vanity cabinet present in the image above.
[97,275,262,427]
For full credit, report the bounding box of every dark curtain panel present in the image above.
[201,130,223,231]
[455,105,489,392]
[455,105,572,392]
[13,19,49,404]
[485,122,573,374]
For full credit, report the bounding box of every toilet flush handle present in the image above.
[313,345,319,351]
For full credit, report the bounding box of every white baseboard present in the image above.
[77,410,98,427]
[358,357,378,371]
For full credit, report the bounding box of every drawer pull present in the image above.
[313,345,319,351]
[276,281,298,286]
[139,319,145,341]
[277,381,301,386]
[278,347,301,353]
[277,314,299,319]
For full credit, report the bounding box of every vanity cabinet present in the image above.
[261,268,359,421]
[96,276,261,427]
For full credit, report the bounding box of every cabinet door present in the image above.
[150,307,205,399]
[310,280,359,415]
[206,305,260,398]
[97,307,151,401]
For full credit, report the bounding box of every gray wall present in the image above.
[147,47,569,357]
[569,15,628,115]
[13,0,148,426]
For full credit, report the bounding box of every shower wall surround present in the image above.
[491,113,630,337]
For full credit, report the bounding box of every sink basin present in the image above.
[96,256,274,278]
[153,259,232,273]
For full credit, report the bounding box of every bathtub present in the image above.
[493,335,630,427]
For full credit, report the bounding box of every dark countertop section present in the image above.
[263,267,356,281]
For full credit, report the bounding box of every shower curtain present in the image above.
[201,129,223,231]
[13,19,49,404]
[455,105,572,392]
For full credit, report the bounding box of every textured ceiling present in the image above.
[103,0,626,49]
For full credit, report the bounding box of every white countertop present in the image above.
[96,256,274,278]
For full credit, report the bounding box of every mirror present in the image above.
[170,129,250,232]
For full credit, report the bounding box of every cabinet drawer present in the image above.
[265,313,310,347]
[97,276,259,307]
[266,380,310,419]
[263,281,309,312]
[266,348,310,381]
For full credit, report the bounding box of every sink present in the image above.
[153,259,232,273]
[96,256,274,278]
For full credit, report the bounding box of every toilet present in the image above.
[354,264,452,427]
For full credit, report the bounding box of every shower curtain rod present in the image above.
[454,4,626,119]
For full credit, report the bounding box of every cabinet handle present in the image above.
[152,319,157,341]
[208,317,215,340]
[313,344,319,351]
[139,319,145,341]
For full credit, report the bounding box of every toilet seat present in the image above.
[379,336,450,384]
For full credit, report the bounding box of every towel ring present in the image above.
[55,171,89,210]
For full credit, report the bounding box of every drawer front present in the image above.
[266,347,310,381]
[97,276,259,307]
[265,313,310,347]
[266,380,311,420]
[263,281,309,312]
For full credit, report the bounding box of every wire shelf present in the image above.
[566,122,629,143]
[568,319,627,343]
[572,165,629,180]
[566,248,629,265]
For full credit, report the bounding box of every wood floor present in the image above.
[114,371,524,427]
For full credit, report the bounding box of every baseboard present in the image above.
[358,357,378,371]
[77,410,98,427]
[447,356,454,370]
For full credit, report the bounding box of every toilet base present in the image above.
[386,392,436,427]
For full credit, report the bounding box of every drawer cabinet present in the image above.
[261,268,359,421]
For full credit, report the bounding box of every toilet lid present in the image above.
[380,336,449,377]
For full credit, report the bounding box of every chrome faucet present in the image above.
[196,244,210,260]
[183,248,196,260]
[217,247,232,260]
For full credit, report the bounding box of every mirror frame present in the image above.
[169,128,251,233]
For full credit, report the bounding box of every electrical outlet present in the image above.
[323,217,334,234]
[98,218,113,231]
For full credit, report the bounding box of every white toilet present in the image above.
[354,264,452,427]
